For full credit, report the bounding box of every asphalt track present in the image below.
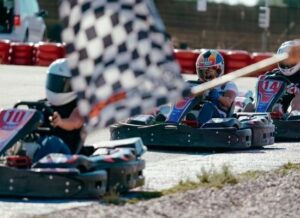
[0,65,299,217]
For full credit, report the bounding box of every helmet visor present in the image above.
[196,67,220,82]
[46,74,72,93]
[279,62,295,70]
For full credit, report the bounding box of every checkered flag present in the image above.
[59,0,191,131]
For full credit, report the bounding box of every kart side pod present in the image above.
[110,113,275,149]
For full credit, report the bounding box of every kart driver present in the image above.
[195,49,238,126]
[267,40,300,114]
[33,58,84,162]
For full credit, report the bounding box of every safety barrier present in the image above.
[174,49,200,74]
[35,42,65,66]
[224,50,252,74]
[0,40,65,66]
[174,49,276,77]
[250,52,276,77]
[0,40,11,64]
[10,43,34,65]
[0,40,277,77]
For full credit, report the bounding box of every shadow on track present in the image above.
[145,144,285,155]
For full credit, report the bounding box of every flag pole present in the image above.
[191,52,288,96]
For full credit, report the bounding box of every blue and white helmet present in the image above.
[46,58,77,106]
[277,40,300,76]
[195,49,225,82]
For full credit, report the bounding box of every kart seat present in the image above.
[201,118,241,129]
[182,112,198,128]
[227,101,236,117]
[182,120,198,128]
[127,115,155,125]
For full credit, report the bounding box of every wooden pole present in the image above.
[191,52,288,96]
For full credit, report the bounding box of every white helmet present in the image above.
[46,58,77,106]
[277,40,300,76]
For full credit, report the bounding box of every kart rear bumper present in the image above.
[274,120,300,140]
[0,166,107,198]
[0,158,145,198]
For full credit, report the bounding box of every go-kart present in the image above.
[255,73,300,140]
[0,100,145,198]
[110,83,275,149]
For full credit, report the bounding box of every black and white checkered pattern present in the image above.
[59,0,191,131]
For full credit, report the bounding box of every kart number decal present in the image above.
[0,110,32,130]
[258,80,283,103]
[0,109,35,150]
[257,79,284,112]
[167,97,195,123]
[2,110,26,124]
[261,80,281,93]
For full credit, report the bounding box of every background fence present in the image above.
[38,1,300,53]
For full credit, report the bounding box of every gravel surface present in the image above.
[19,168,300,218]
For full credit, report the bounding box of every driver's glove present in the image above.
[207,89,221,105]
[286,83,300,95]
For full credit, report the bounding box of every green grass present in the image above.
[163,165,239,195]
[276,162,300,175]
[102,192,124,205]
[280,162,300,170]
[126,191,163,204]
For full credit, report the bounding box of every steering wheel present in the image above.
[14,100,54,132]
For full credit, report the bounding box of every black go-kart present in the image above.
[110,82,275,149]
[255,73,300,140]
[0,100,146,199]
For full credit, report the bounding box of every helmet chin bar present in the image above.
[204,74,217,81]
[279,62,300,76]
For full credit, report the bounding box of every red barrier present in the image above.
[0,40,11,64]
[250,52,276,77]
[35,42,65,66]
[10,43,34,65]
[0,41,280,79]
[174,49,200,74]
[217,49,229,62]
[11,58,34,65]
[225,50,251,74]
[36,51,65,61]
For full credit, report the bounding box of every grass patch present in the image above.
[100,162,300,205]
[126,191,162,204]
[239,170,264,182]
[101,191,162,205]
[101,190,125,205]
[163,165,239,195]
[280,162,300,170]
[277,162,300,175]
